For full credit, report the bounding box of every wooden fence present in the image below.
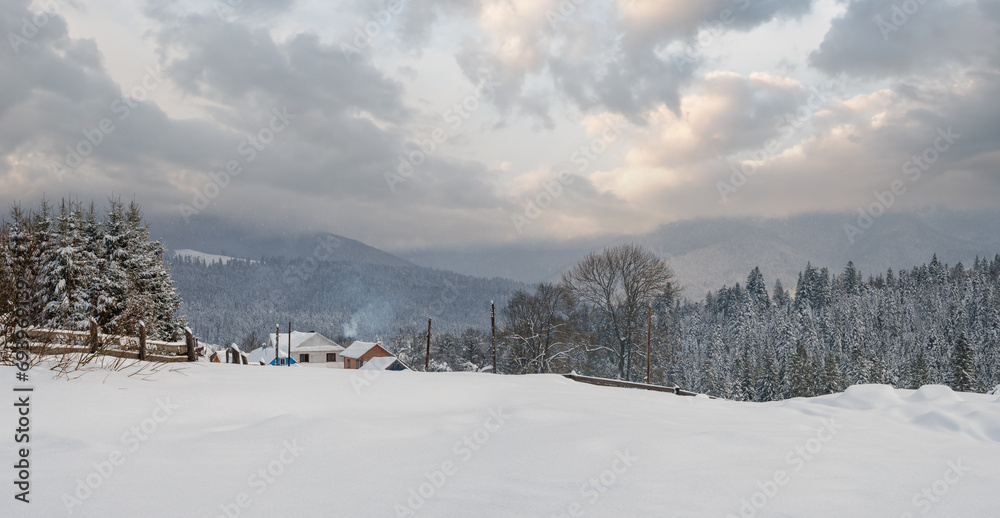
[23,320,198,363]
[563,374,707,397]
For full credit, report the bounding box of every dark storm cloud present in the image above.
[0,0,508,233]
[0,0,239,193]
[151,11,409,123]
[146,7,510,212]
[809,0,1000,78]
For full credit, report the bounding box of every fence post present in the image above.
[138,321,146,361]
[425,318,432,372]
[89,317,99,354]
[185,328,196,362]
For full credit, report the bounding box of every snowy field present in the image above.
[3,362,1000,518]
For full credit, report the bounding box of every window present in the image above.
[358,360,364,368]
[327,353,336,362]
[299,354,310,363]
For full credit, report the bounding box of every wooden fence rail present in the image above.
[21,325,198,363]
[563,374,707,397]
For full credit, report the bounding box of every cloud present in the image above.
[809,0,1000,78]
[2,0,1000,251]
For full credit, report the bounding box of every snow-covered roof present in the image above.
[341,341,386,359]
[359,356,404,371]
[268,331,343,352]
[246,346,289,365]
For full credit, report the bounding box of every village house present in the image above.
[261,331,345,367]
[359,356,410,371]
[341,340,398,369]
[210,344,248,365]
[246,345,294,365]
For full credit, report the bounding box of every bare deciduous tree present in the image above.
[500,282,576,374]
[562,243,677,381]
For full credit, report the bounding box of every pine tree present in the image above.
[843,261,860,295]
[746,267,770,311]
[789,341,814,397]
[820,352,847,394]
[42,201,98,330]
[951,332,975,392]
[772,279,790,307]
[908,349,930,389]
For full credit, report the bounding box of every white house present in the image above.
[267,331,344,367]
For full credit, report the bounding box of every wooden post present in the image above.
[138,321,146,362]
[288,322,292,367]
[89,317,98,354]
[185,327,196,362]
[276,324,280,365]
[491,301,497,374]
[646,306,651,384]
[425,318,432,372]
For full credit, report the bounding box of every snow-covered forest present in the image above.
[472,254,1000,401]
[0,199,186,341]
[4,200,997,401]
[168,254,523,345]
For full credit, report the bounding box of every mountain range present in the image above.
[153,208,1000,343]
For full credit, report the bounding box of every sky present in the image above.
[1,0,999,250]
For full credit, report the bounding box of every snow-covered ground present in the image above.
[3,362,999,517]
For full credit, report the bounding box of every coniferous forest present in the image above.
[0,199,186,341]
[483,253,1000,401]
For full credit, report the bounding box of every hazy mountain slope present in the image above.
[397,210,1000,297]
[400,247,593,286]
[150,216,413,268]
[169,256,523,345]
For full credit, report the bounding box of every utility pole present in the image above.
[491,301,497,374]
[425,318,432,372]
[275,324,280,366]
[288,322,292,367]
[646,306,652,384]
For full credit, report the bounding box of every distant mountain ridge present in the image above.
[154,209,1000,301]
[151,215,413,268]
[396,210,1000,297]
